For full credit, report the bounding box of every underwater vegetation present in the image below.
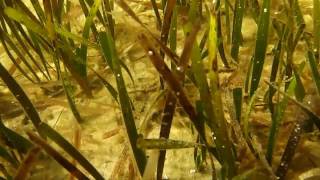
[0,0,319,179]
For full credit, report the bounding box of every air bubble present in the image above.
[189,169,196,174]
[176,66,183,72]
[274,11,280,15]
[263,8,268,13]
[148,50,154,56]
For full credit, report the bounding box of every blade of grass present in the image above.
[207,7,236,177]
[292,25,305,54]
[207,8,218,69]
[306,50,320,94]
[284,0,304,90]
[65,0,76,47]
[2,16,50,80]
[0,31,35,82]
[156,6,178,178]
[13,0,44,25]
[98,31,147,175]
[97,31,114,70]
[233,88,242,123]
[293,64,306,101]
[79,0,99,38]
[26,132,90,180]
[0,145,18,168]
[0,29,41,82]
[199,28,209,53]
[43,0,56,41]
[314,0,320,58]
[156,92,176,179]
[159,0,176,88]
[267,78,296,164]
[268,28,285,114]
[27,31,52,80]
[82,0,108,30]
[160,0,176,45]
[249,0,271,97]
[119,60,135,84]
[231,0,245,61]
[0,62,44,138]
[0,120,32,154]
[223,0,231,44]
[102,0,115,37]
[4,6,93,46]
[4,7,47,39]
[52,0,65,23]
[78,0,102,78]
[194,102,209,173]
[180,23,201,66]
[4,5,97,93]
[14,22,37,51]
[217,10,230,68]
[137,136,203,150]
[91,69,119,103]
[243,89,259,139]
[150,0,162,28]
[61,72,84,124]
[37,123,104,179]
[29,0,46,22]
[169,5,177,51]
[275,120,303,180]
[157,20,201,178]
[97,31,135,83]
